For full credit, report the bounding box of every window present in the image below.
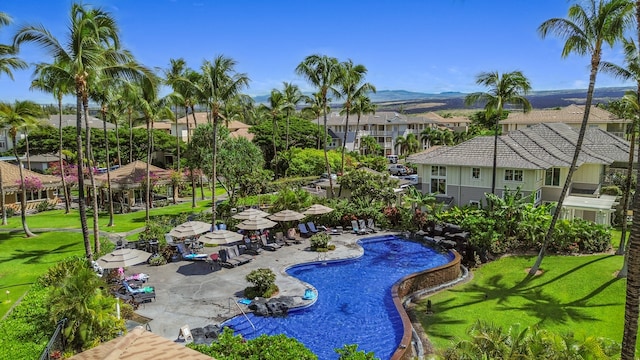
[430,166,446,194]
[534,189,542,203]
[471,167,480,180]
[469,200,481,208]
[431,166,446,177]
[545,168,560,186]
[504,169,523,182]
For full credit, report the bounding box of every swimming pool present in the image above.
[224,235,453,360]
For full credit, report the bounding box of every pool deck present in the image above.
[128,230,396,341]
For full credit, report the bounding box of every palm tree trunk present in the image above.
[340,112,350,175]
[491,112,500,195]
[529,54,600,276]
[75,87,91,261]
[175,106,180,173]
[115,117,122,166]
[14,146,34,237]
[102,107,114,227]
[286,112,290,151]
[355,113,362,153]
[0,164,6,226]
[322,97,335,198]
[317,115,321,150]
[145,117,151,223]
[273,116,278,178]
[58,97,70,214]
[83,102,100,255]
[128,109,133,164]
[618,124,636,257]
[211,116,219,227]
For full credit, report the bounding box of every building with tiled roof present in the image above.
[0,161,62,211]
[407,122,629,225]
[501,104,628,137]
[139,113,254,142]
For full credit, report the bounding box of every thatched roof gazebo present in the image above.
[0,161,62,212]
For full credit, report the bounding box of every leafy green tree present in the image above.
[281,148,342,178]
[0,101,43,237]
[339,168,398,206]
[532,0,633,278]
[335,344,379,360]
[245,268,277,297]
[282,81,306,151]
[262,88,285,177]
[351,94,377,152]
[465,71,532,195]
[359,135,381,156]
[250,116,323,165]
[296,54,342,197]
[218,136,264,205]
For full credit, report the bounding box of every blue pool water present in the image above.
[224,235,452,360]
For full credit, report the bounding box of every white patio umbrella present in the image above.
[236,216,278,231]
[232,208,270,220]
[199,230,244,246]
[169,221,212,238]
[302,204,334,216]
[268,209,306,222]
[96,248,152,269]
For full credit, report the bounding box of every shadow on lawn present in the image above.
[424,255,621,334]
[0,242,80,265]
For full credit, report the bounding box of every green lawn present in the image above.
[0,231,85,317]
[419,254,628,352]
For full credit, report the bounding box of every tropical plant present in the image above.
[351,94,377,152]
[296,54,343,197]
[282,81,306,151]
[245,268,277,298]
[335,344,379,360]
[0,100,43,237]
[464,71,532,195]
[263,88,285,177]
[531,0,633,277]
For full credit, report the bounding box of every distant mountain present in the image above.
[251,86,633,112]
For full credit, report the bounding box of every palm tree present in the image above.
[14,3,130,261]
[164,58,187,173]
[337,59,376,176]
[0,101,42,237]
[282,82,305,151]
[600,38,640,261]
[296,54,342,197]
[30,62,72,214]
[420,127,436,149]
[464,71,532,195]
[530,0,633,277]
[351,94,376,152]
[302,91,327,150]
[0,12,27,226]
[263,89,285,177]
[199,55,249,226]
[395,135,408,156]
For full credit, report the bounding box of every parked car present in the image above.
[388,164,408,176]
[386,155,398,164]
[401,174,419,185]
[321,173,338,180]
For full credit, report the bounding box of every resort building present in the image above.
[407,122,629,226]
[0,161,62,212]
[323,111,469,156]
[146,112,254,142]
[501,104,628,138]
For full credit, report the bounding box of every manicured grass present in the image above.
[419,254,628,351]
[0,231,85,317]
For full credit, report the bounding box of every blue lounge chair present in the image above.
[358,219,373,234]
[175,243,209,261]
[298,223,312,238]
[306,221,320,234]
[351,220,366,235]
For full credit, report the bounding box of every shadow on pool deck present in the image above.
[129,231,386,341]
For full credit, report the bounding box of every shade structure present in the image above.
[169,221,212,238]
[199,230,244,245]
[96,248,152,269]
[232,208,270,220]
[236,216,278,231]
[268,209,306,222]
[302,204,334,216]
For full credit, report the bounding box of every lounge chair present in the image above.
[298,223,312,238]
[351,220,366,235]
[287,228,302,244]
[358,219,373,234]
[367,218,380,232]
[229,245,253,264]
[258,235,281,251]
[306,221,320,234]
[175,243,209,261]
[121,281,156,303]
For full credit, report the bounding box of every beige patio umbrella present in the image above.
[232,208,270,220]
[96,248,152,269]
[268,209,306,222]
[236,216,278,231]
[168,221,212,238]
[302,204,334,216]
[199,230,244,245]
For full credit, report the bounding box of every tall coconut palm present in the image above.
[0,101,42,237]
[15,3,154,260]
[0,12,27,226]
[464,71,532,195]
[263,89,285,177]
[296,54,342,197]
[420,127,436,149]
[337,59,375,177]
[282,82,304,151]
[351,94,377,152]
[199,55,249,227]
[302,91,327,150]
[30,62,73,214]
[622,0,640,357]
[530,0,633,277]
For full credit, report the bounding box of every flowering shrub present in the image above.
[16,176,42,191]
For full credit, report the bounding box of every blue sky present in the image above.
[0,0,634,103]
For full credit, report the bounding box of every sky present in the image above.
[0,0,635,104]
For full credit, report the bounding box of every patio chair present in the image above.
[258,235,281,251]
[286,228,302,244]
[175,243,209,261]
[351,220,366,235]
[306,221,320,234]
[298,223,312,238]
[367,218,380,232]
[358,219,373,234]
[228,245,253,265]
